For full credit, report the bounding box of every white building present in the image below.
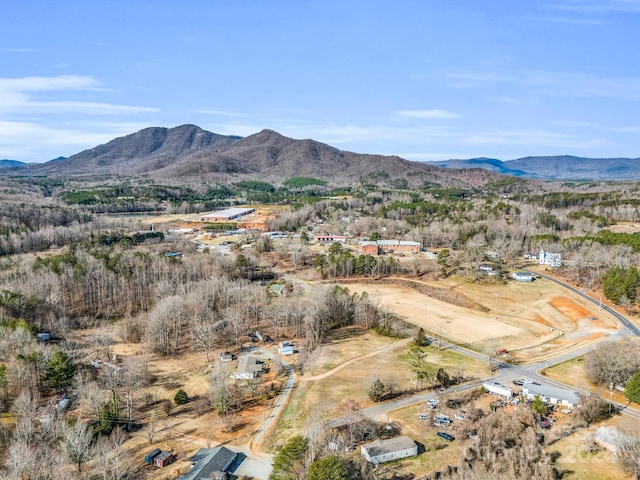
[482,382,513,398]
[539,247,562,268]
[361,436,418,464]
[522,383,580,408]
[512,271,533,282]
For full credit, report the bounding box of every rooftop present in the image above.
[523,384,581,405]
[179,446,237,480]
[361,436,416,456]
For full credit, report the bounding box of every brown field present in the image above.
[335,276,619,362]
[270,327,491,449]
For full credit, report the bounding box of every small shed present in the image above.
[512,271,533,282]
[36,332,51,342]
[144,448,162,464]
[153,450,176,468]
[278,342,294,356]
[219,352,233,362]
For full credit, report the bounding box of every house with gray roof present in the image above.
[522,383,581,408]
[594,426,632,454]
[178,446,237,480]
[230,356,264,380]
[361,436,417,464]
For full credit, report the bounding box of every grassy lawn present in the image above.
[269,331,489,453]
[547,427,631,480]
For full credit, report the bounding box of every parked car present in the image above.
[427,399,440,409]
[437,432,454,442]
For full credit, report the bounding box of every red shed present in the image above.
[154,451,176,468]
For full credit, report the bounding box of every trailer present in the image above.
[482,382,513,398]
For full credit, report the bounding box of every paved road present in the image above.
[330,274,640,426]
[532,270,640,337]
[245,266,640,451]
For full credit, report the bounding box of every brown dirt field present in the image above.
[550,296,616,330]
[334,275,620,362]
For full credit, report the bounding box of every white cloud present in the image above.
[549,0,640,14]
[460,129,611,149]
[0,75,157,115]
[0,75,99,91]
[395,109,460,119]
[492,97,540,105]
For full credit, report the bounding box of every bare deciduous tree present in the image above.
[62,420,94,475]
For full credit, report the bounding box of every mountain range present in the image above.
[433,156,640,180]
[22,125,500,188]
[6,124,640,183]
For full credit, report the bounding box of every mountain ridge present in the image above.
[16,124,640,184]
[434,155,640,180]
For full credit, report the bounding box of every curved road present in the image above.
[247,267,640,452]
[330,273,640,426]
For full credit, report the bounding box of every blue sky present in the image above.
[1,0,640,163]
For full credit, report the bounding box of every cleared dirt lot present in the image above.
[334,276,618,362]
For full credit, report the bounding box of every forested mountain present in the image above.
[24,125,504,189]
[0,159,26,169]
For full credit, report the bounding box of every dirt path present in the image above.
[299,337,412,382]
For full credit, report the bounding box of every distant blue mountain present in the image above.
[0,159,27,169]
[433,155,640,180]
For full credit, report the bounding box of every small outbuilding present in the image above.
[512,271,533,282]
[361,436,418,464]
[153,450,176,468]
[144,448,162,464]
[278,341,294,356]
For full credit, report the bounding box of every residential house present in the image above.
[178,446,238,480]
[594,426,631,454]
[539,247,562,268]
[230,356,264,380]
[361,436,418,464]
[522,384,580,408]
